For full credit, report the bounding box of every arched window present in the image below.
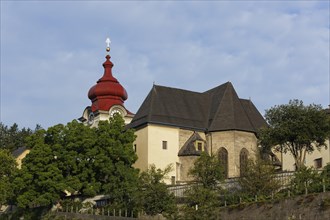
[218,147,228,178]
[240,148,249,176]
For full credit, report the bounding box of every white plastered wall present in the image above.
[147,124,180,183]
[279,139,330,171]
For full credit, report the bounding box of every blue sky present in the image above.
[1,1,329,129]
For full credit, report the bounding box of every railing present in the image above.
[168,171,297,198]
[168,170,330,208]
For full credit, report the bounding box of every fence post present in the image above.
[113,209,116,216]
[239,197,242,204]
[323,178,326,193]
[288,190,291,197]
[304,181,308,195]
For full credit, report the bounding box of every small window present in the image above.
[162,141,167,150]
[195,141,204,151]
[314,158,322,169]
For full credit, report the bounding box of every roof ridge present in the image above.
[208,82,232,130]
[148,85,157,122]
[153,84,203,94]
[239,99,256,131]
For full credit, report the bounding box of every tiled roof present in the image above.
[128,82,267,133]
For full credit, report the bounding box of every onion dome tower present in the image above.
[79,38,134,126]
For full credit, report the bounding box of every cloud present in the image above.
[1,1,329,129]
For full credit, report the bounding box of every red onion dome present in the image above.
[88,55,128,112]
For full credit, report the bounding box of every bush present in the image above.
[290,167,323,195]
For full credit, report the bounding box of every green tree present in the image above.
[14,128,65,208]
[259,100,330,170]
[290,166,323,194]
[94,115,139,209]
[13,114,139,210]
[0,122,37,151]
[238,156,280,197]
[183,153,224,220]
[139,164,177,218]
[321,163,330,190]
[0,149,18,207]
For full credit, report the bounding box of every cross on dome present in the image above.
[87,38,128,112]
[106,37,111,53]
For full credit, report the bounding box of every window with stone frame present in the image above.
[240,148,249,176]
[218,147,228,178]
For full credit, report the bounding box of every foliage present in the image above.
[238,156,281,196]
[258,99,330,170]
[290,166,323,195]
[139,164,177,217]
[0,122,40,151]
[188,152,224,189]
[13,114,139,210]
[183,185,221,220]
[182,153,224,219]
[0,149,18,206]
[321,163,330,190]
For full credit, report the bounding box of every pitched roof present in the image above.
[12,146,27,158]
[128,82,267,133]
[178,132,208,156]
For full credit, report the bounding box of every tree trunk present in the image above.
[294,149,306,171]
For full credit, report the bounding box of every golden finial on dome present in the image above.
[106,37,111,53]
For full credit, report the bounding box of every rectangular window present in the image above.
[314,158,322,169]
[162,141,167,150]
[195,141,204,151]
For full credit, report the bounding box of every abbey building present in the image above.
[79,44,268,183]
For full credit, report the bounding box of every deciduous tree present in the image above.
[238,156,280,196]
[259,100,330,170]
[13,114,139,210]
[183,153,224,220]
[139,164,177,217]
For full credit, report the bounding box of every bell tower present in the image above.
[79,38,134,126]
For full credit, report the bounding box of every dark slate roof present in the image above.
[178,132,207,156]
[12,146,27,158]
[128,82,267,133]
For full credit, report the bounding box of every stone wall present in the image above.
[211,130,258,177]
[179,156,198,182]
[220,192,330,220]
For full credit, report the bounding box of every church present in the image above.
[79,40,267,184]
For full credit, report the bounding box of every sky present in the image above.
[1,1,329,129]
